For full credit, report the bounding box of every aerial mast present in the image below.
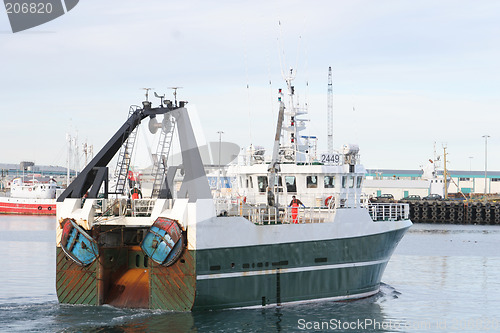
[443,144,448,200]
[168,87,183,107]
[327,66,333,155]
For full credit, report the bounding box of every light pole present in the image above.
[483,135,490,196]
[468,156,473,172]
[217,131,224,193]
[443,144,448,200]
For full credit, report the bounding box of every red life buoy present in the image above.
[29,188,33,192]
[325,196,333,207]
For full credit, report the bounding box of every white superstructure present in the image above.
[10,177,57,199]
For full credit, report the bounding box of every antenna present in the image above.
[168,87,182,107]
[277,20,286,79]
[327,66,333,155]
[142,88,153,101]
[141,88,154,109]
[443,143,449,200]
[277,20,301,84]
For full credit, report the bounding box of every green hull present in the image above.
[193,228,406,310]
[56,227,407,310]
[56,247,99,305]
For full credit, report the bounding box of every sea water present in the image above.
[0,215,499,332]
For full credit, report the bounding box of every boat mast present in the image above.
[443,145,448,200]
[327,66,333,155]
[66,133,71,187]
[285,69,297,158]
[267,87,285,208]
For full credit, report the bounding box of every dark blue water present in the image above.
[1,216,499,332]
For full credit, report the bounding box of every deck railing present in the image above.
[367,203,409,221]
[90,198,156,219]
[219,198,410,225]
[130,199,156,216]
[240,205,335,225]
[87,197,409,224]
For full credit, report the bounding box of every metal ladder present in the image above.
[113,105,140,195]
[151,115,176,198]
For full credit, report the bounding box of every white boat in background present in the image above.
[0,177,57,215]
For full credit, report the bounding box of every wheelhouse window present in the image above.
[285,176,297,192]
[257,176,268,193]
[249,176,253,189]
[349,176,355,188]
[270,175,283,192]
[356,176,363,188]
[324,175,335,188]
[341,176,346,188]
[306,176,318,188]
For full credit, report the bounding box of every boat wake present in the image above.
[0,301,169,333]
[377,283,402,301]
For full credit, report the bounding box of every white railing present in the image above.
[281,206,334,224]
[222,200,409,225]
[90,198,156,219]
[92,198,127,217]
[367,203,409,221]
[131,199,156,216]
[236,205,335,225]
[88,197,408,224]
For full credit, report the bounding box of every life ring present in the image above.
[325,196,333,207]
[37,206,42,210]
[48,207,52,211]
[29,188,33,192]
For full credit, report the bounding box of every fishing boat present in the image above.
[56,82,411,310]
[0,177,57,215]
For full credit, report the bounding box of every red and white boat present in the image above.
[0,177,57,215]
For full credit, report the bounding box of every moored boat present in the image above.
[0,177,57,215]
[55,85,411,310]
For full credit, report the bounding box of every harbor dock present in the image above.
[408,200,500,225]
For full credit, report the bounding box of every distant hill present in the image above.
[0,163,71,174]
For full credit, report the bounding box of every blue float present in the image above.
[141,217,184,266]
[60,218,99,266]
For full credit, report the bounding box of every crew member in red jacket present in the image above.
[289,195,305,223]
[130,186,142,200]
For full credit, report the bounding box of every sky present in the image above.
[1,0,500,172]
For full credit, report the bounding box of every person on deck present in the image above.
[289,195,305,224]
[130,186,142,200]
